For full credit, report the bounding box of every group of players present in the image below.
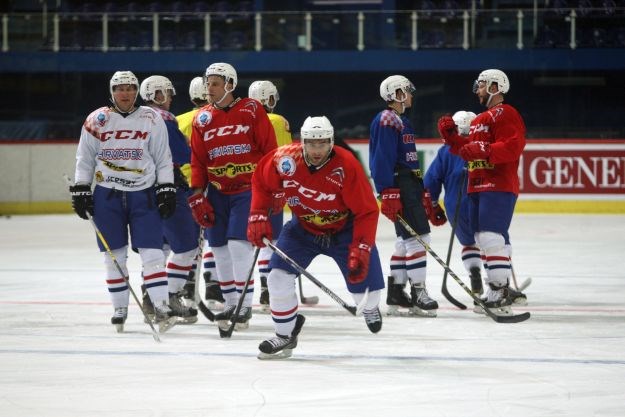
[70,62,528,359]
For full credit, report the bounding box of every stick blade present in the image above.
[301,296,319,305]
[494,311,531,323]
[198,301,215,322]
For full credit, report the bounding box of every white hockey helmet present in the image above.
[109,71,139,111]
[248,80,279,110]
[379,75,415,102]
[473,69,510,95]
[139,75,176,105]
[452,110,477,136]
[205,62,237,91]
[300,116,334,166]
[189,76,208,103]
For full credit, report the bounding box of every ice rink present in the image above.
[1,212,624,417]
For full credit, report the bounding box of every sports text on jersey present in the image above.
[98,149,143,160]
[203,124,250,141]
[300,211,349,226]
[468,160,495,171]
[208,162,256,178]
[208,144,252,160]
[283,179,337,202]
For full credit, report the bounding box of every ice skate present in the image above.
[233,306,252,331]
[258,314,305,360]
[410,283,438,317]
[169,291,198,324]
[363,307,382,333]
[111,307,127,333]
[470,267,483,295]
[508,286,528,306]
[142,284,155,323]
[204,272,224,307]
[385,276,412,316]
[182,270,197,308]
[154,301,177,333]
[482,282,513,316]
[259,276,270,313]
[214,304,236,331]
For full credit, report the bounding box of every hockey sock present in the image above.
[228,239,255,307]
[267,268,298,336]
[476,231,511,287]
[166,248,196,294]
[202,240,218,281]
[139,248,168,305]
[212,245,237,306]
[404,234,429,285]
[104,246,129,308]
[352,289,381,311]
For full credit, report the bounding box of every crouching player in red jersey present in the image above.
[247,116,385,360]
[437,69,526,317]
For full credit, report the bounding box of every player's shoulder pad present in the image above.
[83,106,112,132]
[379,109,403,132]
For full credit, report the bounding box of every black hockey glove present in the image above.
[69,184,94,220]
[155,183,176,219]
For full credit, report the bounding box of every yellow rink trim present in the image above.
[1,200,625,215]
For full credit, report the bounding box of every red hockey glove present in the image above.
[380,188,402,222]
[437,114,464,147]
[271,190,287,214]
[187,193,214,227]
[459,141,491,161]
[347,242,372,284]
[247,210,272,247]
[422,190,447,226]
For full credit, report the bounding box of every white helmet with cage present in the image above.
[379,75,416,103]
[139,75,176,105]
[452,110,477,136]
[300,116,334,166]
[248,80,279,111]
[205,62,237,91]
[189,76,208,103]
[473,69,510,95]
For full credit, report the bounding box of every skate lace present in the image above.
[113,307,127,318]
[169,292,192,314]
[363,308,381,324]
[486,287,504,303]
[266,335,290,349]
[415,287,432,303]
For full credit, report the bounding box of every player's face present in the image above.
[112,85,137,112]
[475,80,490,107]
[154,90,173,110]
[205,75,228,104]
[304,138,332,166]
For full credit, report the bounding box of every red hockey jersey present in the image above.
[251,143,380,246]
[451,103,526,195]
[189,98,277,194]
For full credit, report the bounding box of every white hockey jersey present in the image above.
[74,106,174,191]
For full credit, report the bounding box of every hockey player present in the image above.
[176,76,224,307]
[248,80,292,311]
[139,75,199,323]
[187,62,278,332]
[437,69,526,316]
[248,116,385,359]
[69,70,177,332]
[369,75,438,317]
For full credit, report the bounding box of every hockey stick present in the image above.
[262,237,358,316]
[191,228,215,322]
[440,170,468,310]
[511,263,532,292]
[64,175,162,342]
[298,275,320,305]
[218,245,261,338]
[397,215,530,323]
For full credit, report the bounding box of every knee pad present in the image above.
[476,231,506,255]
[104,246,128,277]
[168,248,196,267]
[138,248,166,275]
[267,269,297,301]
[404,233,430,255]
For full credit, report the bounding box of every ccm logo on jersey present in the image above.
[203,124,250,141]
[96,130,149,141]
[283,179,336,202]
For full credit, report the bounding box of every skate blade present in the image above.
[234,321,250,331]
[114,323,124,333]
[385,305,413,316]
[409,307,437,318]
[257,349,293,360]
[157,317,178,333]
[178,316,199,325]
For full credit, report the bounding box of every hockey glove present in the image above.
[271,190,287,214]
[188,193,215,227]
[422,190,447,226]
[69,184,94,220]
[437,114,464,147]
[247,210,272,248]
[460,141,491,161]
[347,242,372,284]
[155,183,176,219]
[380,188,402,223]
